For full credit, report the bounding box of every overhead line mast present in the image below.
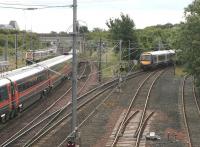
[71,0,78,143]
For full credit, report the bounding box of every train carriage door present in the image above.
[165,54,168,63]
[0,83,11,122]
[6,83,12,111]
[152,55,157,64]
[4,79,18,119]
[13,81,19,110]
[4,79,16,110]
[156,55,158,65]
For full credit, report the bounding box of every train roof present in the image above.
[2,55,72,81]
[142,50,175,56]
[38,54,72,68]
[3,65,44,81]
[0,78,10,86]
[27,48,56,53]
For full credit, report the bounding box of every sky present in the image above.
[0,0,192,33]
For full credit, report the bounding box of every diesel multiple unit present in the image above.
[0,55,72,123]
[140,50,175,70]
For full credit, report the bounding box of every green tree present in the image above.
[106,13,137,45]
[87,28,109,41]
[136,23,179,51]
[106,13,138,59]
[178,0,200,86]
[79,26,89,34]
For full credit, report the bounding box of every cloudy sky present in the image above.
[0,0,192,33]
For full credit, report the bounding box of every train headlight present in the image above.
[1,114,5,118]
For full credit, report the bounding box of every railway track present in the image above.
[181,76,200,147]
[134,70,164,147]
[0,61,91,146]
[15,71,143,147]
[1,61,141,147]
[56,70,145,147]
[105,69,165,147]
[77,62,97,96]
[5,83,117,147]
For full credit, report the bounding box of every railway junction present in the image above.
[0,1,200,147]
[0,66,199,147]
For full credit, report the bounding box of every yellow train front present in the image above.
[140,50,175,70]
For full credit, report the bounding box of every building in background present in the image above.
[0,20,19,30]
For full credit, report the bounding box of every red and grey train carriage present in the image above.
[140,50,175,70]
[0,55,72,123]
[0,78,13,122]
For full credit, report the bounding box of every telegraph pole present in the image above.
[71,0,78,143]
[119,40,122,64]
[98,36,102,82]
[15,34,18,69]
[128,40,130,72]
[118,40,122,91]
[30,32,34,61]
[22,31,26,49]
[4,35,8,61]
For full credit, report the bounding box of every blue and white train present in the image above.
[140,50,175,70]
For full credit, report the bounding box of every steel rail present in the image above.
[181,75,192,147]
[119,111,140,136]
[2,70,143,147]
[1,87,72,147]
[23,83,117,147]
[134,70,164,137]
[134,70,164,147]
[26,71,144,147]
[57,85,119,147]
[78,62,87,80]
[23,63,98,146]
[110,71,155,147]
[192,77,200,118]
[135,112,155,147]
[1,62,88,147]
[77,62,94,95]
[57,71,146,147]
[3,80,117,146]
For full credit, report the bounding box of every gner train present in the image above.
[0,54,72,123]
[140,50,175,70]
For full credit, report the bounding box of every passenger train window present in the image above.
[158,55,165,61]
[0,86,9,102]
[17,73,47,92]
[141,55,151,61]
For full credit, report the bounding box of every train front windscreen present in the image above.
[140,54,151,61]
[140,54,152,66]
